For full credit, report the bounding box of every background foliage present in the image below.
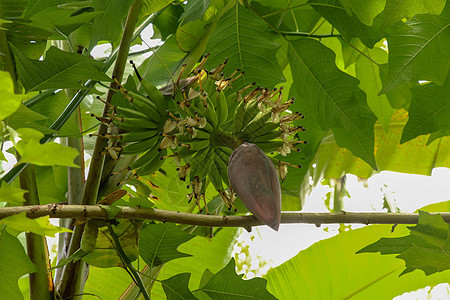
[0,0,449,299]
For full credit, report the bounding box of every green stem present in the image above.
[19,165,53,300]
[278,31,341,38]
[107,223,151,300]
[57,1,144,298]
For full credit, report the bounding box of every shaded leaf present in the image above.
[15,128,79,167]
[83,220,142,268]
[182,0,211,24]
[22,0,65,19]
[27,6,101,37]
[0,212,72,237]
[176,20,206,52]
[358,211,450,276]
[34,166,68,204]
[0,181,27,205]
[200,258,276,299]
[6,104,53,134]
[89,0,134,49]
[266,224,450,299]
[0,71,23,120]
[161,273,197,300]
[401,80,450,143]
[141,0,174,17]
[0,229,37,300]
[308,0,382,48]
[11,45,111,92]
[380,9,450,93]
[288,38,376,168]
[139,223,194,268]
[205,3,285,88]
[153,4,185,40]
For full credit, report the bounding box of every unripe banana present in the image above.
[228,143,281,231]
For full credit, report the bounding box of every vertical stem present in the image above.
[332,176,346,212]
[19,165,53,300]
[56,1,144,298]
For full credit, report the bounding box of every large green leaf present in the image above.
[161,273,197,300]
[14,128,79,167]
[153,4,185,40]
[182,0,211,24]
[308,0,382,48]
[265,224,450,299]
[288,38,377,168]
[358,211,450,276]
[83,220,142,268]
[355,48,394,130]
[139,223,195,268]
[339,0,386,26]
[205,3,285,88]
[22,0,66,19]
[0,213,71,237]
[11,45,111,92]
[151,227,239,299]
[0,182,27,205]
[138,35,186,87]
[199,258,276,299]
[380,8,450,93]
[6,104,54,134]
[0,230,37,300]
[0,71,23,120]
[26,6,101,37]
[88,0,134,50]
[370,0,446,34]
[401,80,450,143]
[34,166,68,204]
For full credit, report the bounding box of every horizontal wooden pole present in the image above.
[1,204,449,229]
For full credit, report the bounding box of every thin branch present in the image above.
[2,204,450,227]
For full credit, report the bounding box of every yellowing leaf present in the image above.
[0,212,72,237]
[15,128,79,167]
[0,182,27,205]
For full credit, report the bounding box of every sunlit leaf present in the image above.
[0,212,71,237]
[358,211,450,276]
[14,128,79,167]
[0,182,27,205]
[200,258,276,299]
[0,71,23,121]
[0,229,37,300]
[339,0,386,26]
[139,223,194,268]
[266,224,450,299]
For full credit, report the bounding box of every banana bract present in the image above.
[228,143,281,231]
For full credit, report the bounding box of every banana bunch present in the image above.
[93,56,306,213]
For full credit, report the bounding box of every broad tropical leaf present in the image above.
[0,213,71,237]
[205,3,285,88]
[11,45,111,92]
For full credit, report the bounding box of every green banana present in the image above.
[248,130,280,143]
[127,91,162,119]
[122,135,159,154]
[140,78,167,109]
[253,140,284,153]
[136,148,167,176]
[121,130,159,143]
[120,117,159,130]
[242,100,260,128]
[232,100,246,134]
[208,155,224,191]
[215,91,228,126]
[213,150,229,186]
[216,146,233,157]
[246,121,279,138]
[115,106,148,119]
[183,138,210,151]
[189,146,212,180]
[203,96,218,128]
[130,145,160,169]
[242,110,272,136]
